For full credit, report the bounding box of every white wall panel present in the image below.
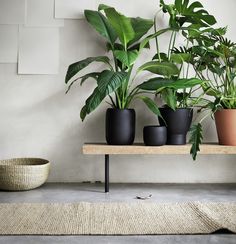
[55,0,158,19]
[0,25,18,63]
[55,0,96,19]
[18,27,59,74]
[0,0,25,24]
[26,0,64,27]
[96,0,158,19]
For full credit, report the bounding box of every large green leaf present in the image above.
[139,77,203,91]
[65,56,111,83]
[104,8,135,48]
[139,77,174,90]
[189,123,203,160]
[80,72,100,86]
[175,0,183,12]
[114,50,138,67]
[66,72,100,94]
[84,10,117,45]
[80,87,106,121]
[153,52,168,62]
[170,53,191,64]
[80,70,127,121]
[97,70,127,95]
[162,78,203,90]
[128,17,154,46]
[138,61,179,76]
[161,88,177,110]
[138,96,162,118]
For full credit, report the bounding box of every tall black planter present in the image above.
[106,108,135,145]
[159,108,193,145]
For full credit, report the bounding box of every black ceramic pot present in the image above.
[106,108,135,145]
[143,126,167,146]
[159,108,193,145]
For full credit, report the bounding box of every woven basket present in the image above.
[0,158,50,191]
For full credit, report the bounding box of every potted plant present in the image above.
[138,0,216,145]
[65,4,163,145]
[189,30,236,158]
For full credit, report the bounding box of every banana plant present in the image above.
[65,4,168,121]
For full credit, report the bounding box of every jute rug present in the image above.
[0,202,235,235]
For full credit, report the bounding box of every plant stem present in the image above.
[168,31,175,60]
[112,50,119,72]
[154,10,162,61]
[171,31,177,53]
[115,91,122,109]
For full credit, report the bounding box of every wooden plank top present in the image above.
[82,143,236,155]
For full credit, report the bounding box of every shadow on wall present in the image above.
[13,86,105,180]
[46,113,106,182]
[17,88,69,114]
[45,105,106,182]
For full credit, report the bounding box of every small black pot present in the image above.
[159,108,193,145]
[143,126,167,146]
[106,108,135,145]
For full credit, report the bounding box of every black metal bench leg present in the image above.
[105,154,109,193]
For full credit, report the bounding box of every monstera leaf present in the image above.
[174,0,216,26]
[189,123,203,160]
[160,0,216,28]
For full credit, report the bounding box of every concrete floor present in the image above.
[0,183,236,244]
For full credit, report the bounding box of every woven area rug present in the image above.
[0,202,235,235]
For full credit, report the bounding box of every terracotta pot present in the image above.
[214,109,236,145]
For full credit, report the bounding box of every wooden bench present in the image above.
[82,143,236,193]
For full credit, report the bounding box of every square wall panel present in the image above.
[55,0,97,19]
[18,26,59,74]
[0,0,25,24]
[0,25,18,63]
[26,0,64,27]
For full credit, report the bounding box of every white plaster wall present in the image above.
[0,0,236,183]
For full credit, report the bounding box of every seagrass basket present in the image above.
[0,158,50,191]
